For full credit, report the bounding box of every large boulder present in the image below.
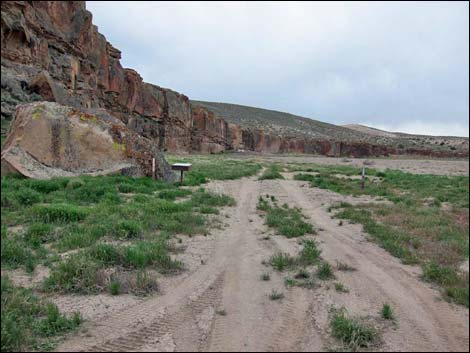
[1,101,176,181]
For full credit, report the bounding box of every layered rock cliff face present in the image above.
[1,1,191,153]
[1,1,467,159]
[1,102,175,180]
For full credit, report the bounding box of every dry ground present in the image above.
[228,153,470,176]
[44,159,469,352]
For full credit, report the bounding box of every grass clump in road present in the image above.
[261,272,271,281]
[295,268,311,279]
[258,164,285,180]
[330,308,379,351]
[317,262,335,280]
[297,239,322,266]
[284,277,297,288]
[1,276,81,352]
[258,196,315,238]
[269,290,284,301]
[381,303,394,320]
[216,309,227,316]
[334,282,349,293]
[269,253,297,272]
[336,261,357,272]
[268,240,322,278]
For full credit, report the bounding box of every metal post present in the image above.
[361,166,365,190]
[180,170,184,183]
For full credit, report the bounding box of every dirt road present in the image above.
[56,176,469,352]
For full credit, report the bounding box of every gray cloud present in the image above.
[87,1,469,137]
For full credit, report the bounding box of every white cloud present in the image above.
[86,1,469,137]
[366,121,469,138]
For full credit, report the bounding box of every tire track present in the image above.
[280,179,469,352]
[87,272,225,352]
[57,178,254,352]
[266,287,310,352]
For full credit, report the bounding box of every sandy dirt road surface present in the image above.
[56,173,469,352]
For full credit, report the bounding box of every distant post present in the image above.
[361,166,365,190]
[152,158,156,180]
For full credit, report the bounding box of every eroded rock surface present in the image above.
[1,102,175,180]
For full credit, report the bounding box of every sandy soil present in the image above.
[54,173,469,352]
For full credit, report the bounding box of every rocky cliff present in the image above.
[1,102,175,180]
[1,1,191,154]
[1,1,467,159]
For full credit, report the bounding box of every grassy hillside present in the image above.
[191,100,372,141]
[191,101,468,153]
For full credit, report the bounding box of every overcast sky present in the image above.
[87,1,469,137]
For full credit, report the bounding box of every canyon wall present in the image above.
[1,1,467,159]
[1,1,191,153]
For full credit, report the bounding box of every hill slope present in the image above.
[191,100,469,154]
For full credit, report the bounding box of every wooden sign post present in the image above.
[152,158,156,180]
[171,163,192,183]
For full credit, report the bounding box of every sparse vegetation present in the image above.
[1,276,81,352]
[216,309,227,316]
[2,175,234,272]
[381,303,394,320]
[317,262,334,280]
[258,196,315,238]
[166,155,261,186]
[314,169,468,307]
[295,268,311,279]
[44,240,181,294]
[330,308,378,351]
[261,272,271,281]
[335,282,349,293]
[269,290,284,301]
[258,164,285,180]
[1,168,240,351]
[108,280,121,296]
[298,239,322,266]
[284,277,297,288]
[336,261,357,272]
[269,253,297,272]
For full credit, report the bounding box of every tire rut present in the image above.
[87,272,226,352]
[279,179,469,352]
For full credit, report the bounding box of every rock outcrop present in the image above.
[1,1,467,160]
[1,1,191,154]
[1,102,175,181]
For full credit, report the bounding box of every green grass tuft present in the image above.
[330,308,378,350]
[31,204,89,223]
[259,165,285,180]
[258,196,314,238]
[317,262,334,280]
[269,253,297,272]
[381,303,394,320]
[1,276,81,352]
[269,290,284,300]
